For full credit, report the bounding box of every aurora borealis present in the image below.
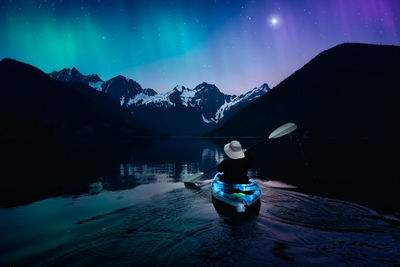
[1,0,399,94]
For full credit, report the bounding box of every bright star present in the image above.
[268,14,281,29]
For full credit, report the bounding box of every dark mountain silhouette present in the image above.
[101,75,144,107]
[211,43,400,139]
[190,82,234,120]
[0,58,160,205]
[215,83,270,126]
[142,88,157,96]
[0,58,156,148]
[49,67,102,85]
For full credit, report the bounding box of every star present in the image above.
[268,14,281,29]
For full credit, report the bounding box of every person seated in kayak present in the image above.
[217,140,254,184]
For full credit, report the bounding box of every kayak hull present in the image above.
[212,172,261,213]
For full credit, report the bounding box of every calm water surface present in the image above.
[1,137,399,265]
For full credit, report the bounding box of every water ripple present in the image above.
[2,181,400,266]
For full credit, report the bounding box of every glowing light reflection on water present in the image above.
[1,137,400,265]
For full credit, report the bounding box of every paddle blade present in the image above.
[268,122,297,139]
[183,172,204,183]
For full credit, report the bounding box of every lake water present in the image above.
[1,137,399,265]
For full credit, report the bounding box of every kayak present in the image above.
[211,172,261,213]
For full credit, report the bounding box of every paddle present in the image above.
[183,122,297,183]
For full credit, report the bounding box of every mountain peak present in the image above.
[48,67,103,86]
[0,57,51,81]
[173,85,186,92]
[112,75,127,81]
[196,82,215,88]
[307,42,400,71]
[46,63,270,132]
[0,57,17,65]
[87,73,102,83]
[247,83,270,94]
[194,82,221,95]
[70,67,82,76]
[101,75,143,106]
[143,88,158,96]
[330,42,396,51]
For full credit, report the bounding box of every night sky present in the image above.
[1,0,399,94]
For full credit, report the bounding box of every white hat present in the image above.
[224,140,245,159]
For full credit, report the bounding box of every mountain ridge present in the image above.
[211,42,400,138]
[0,58,157,146]
[49,67,270,134]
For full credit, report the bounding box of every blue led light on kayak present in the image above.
[211,172,261,213]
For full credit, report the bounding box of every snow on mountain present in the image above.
[49,68,104,91]
[101,75,143,107]
[49,67,269,124]
[176,85,196,106]
[128,91,174,107]
[88,81,103,91]
[124,83,226,110]
[214,83,270,121]
[122,82,268,123]
[202,114,213,124]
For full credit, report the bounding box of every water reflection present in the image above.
[0,137,223,207]
[1,137,400,265]
[1,137,400,218]
[202,147,225,163]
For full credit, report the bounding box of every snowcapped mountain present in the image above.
[101,75,144,107]
[49,67,270,134]
[124,82,237,122]
[116,81,268,124]
[214,83,270,122]
[49,67,103,91]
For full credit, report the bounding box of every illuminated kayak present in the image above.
[212,172,261,213]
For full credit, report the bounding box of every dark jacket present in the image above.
[217,153,255,184]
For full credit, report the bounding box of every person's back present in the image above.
[217,140,254,184]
